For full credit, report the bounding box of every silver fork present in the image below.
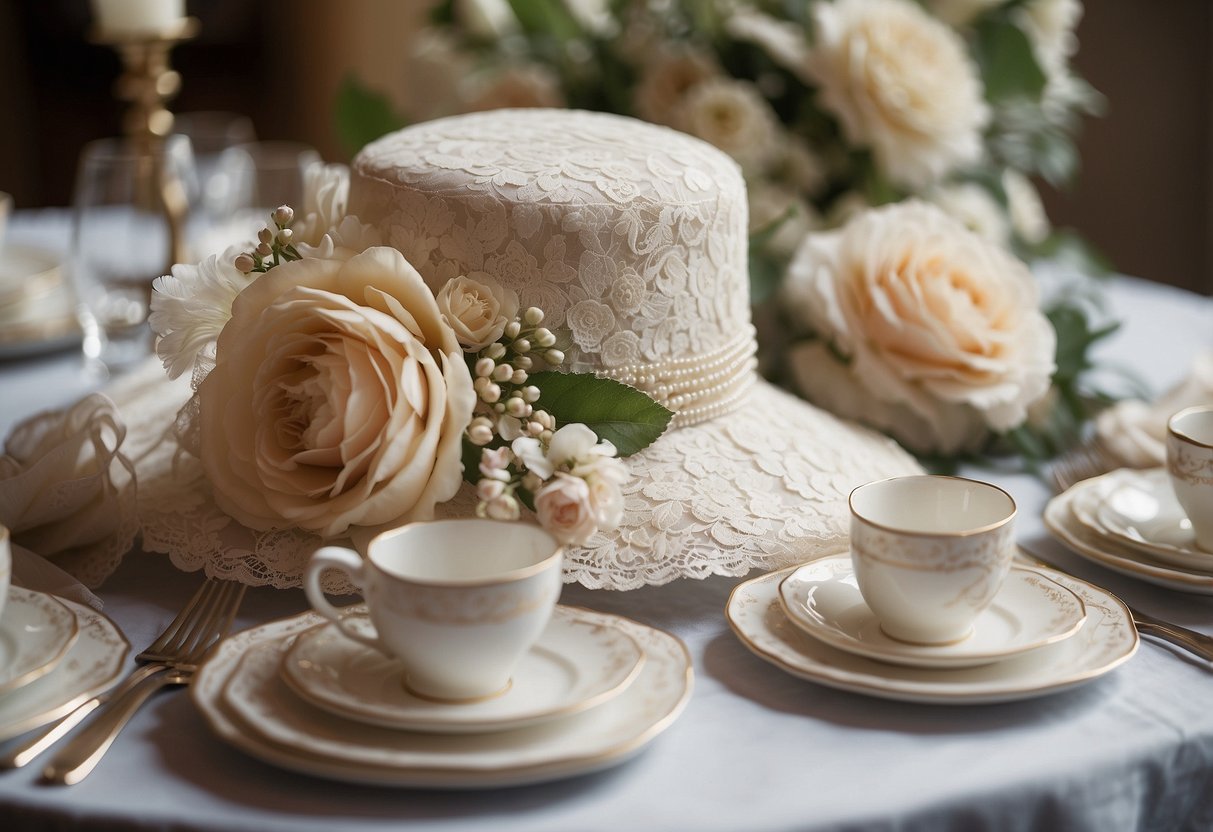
[1050,439,1119,493]
[37,579,246,784]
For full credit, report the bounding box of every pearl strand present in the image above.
[599,326,758,427]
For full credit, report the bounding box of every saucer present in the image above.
[727,564,1136,705]
[193,607,693,788]
[0,587,80,694]
[778,557,1087,669]
[0,245,80,360]
[281,605,646,733]
[1093,469,1213,569]
[0,598,129,741]
[1044,481,1213,595]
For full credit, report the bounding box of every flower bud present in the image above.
[477,478,506,501]
[486,343,507,360]
[511,369,528,385]
[505,397,528,418]
[486,494,521,521]
[514,338,531,354]
[481,383,502,403]
[475,357,495,378]
[545,349,565,365]
[522,385,541,403]
[504,321,521,339]
[277,227,293,243]
[493,402,507,413]
[467,422,494,446]
[258,227,273,244]
[256,242,272,257]
[515,355,533,371]
[521,471,543,493]
[524,307,544,326]
[527,421,545,437]
[273,205,295,226]
[535,328,556,347]
[234,253,256,273]
[492,363,514,382]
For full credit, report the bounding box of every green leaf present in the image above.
[334,75,406,157]
[748,208,794,304]
[1047,303,1118,384]
[974,18,1048,103]
[528,371,673,456]
[505,0,582,40]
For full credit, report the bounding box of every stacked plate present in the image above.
[1045,467,1213,595]
[191,604,693,788]
[0,587,129,742]
[726,554,1138,704]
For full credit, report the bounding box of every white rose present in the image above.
[1016,0,1082,75]
[466,65,565,112]
[725,8,810,78]
[534,474,598,545]
[806,0,989,188]
[436,273,519,351]
[1002,170,1051,245]
[677,78,777,171]
[786,201,1056,448]
[634,47,719,127]
[928,182,1011,246]
[788,341,989,455]
[197,247,475,538]
[292,163,351,248]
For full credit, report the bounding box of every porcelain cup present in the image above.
[1167,406,1213,552]
[849,476,1017,645]
[304,519,563,702]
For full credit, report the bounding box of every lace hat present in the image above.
[351,109,920,590]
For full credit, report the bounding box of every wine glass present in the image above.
[171,111,256,255]
[213,141,321,248]
[70,134,199,374]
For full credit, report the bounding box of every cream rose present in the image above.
[436,273,519,351]
[785,201,1056,452]
[928,182,1010,246]
[677,78,777,171]
[197,247,476,538]
[534,474,598,545]
[634,47,719,127]
[806,0,989,188]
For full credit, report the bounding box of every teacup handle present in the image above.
[303,546,390,654]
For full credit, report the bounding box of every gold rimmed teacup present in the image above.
[849,475,1017,645]
[1167,406,1213,552]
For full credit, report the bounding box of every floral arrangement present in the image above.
[149,165,671,546]
[336,0,1121,463]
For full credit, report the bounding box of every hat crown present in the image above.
[350,109,754,422]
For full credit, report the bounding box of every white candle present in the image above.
[90,0,185,34]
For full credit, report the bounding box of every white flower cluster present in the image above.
[449,293,626,546]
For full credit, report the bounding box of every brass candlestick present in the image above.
[90,17,198,285]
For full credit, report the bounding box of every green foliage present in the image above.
[334,75,406,158]
[526,372,673,456]
[974,17,1048,103]
[505,0,584,39]
[1030,230,1114,278]
[748,206,795,304]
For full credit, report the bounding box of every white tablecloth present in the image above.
[1,213,1212,831]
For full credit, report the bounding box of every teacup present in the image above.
[849,476,1017,645]
[0,525,9,622]
[304,519,563,702]
[1167,406,1213,552]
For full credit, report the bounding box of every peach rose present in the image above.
[785,201,1056,454]
[436,274,519,351]
[197,247,475,537]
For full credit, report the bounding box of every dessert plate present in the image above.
[727,565,1136,705]
[0,587,79,694]
[281,605,645,733]
[193,607,693,788]
[1046,479,1213,594]
[0,598,129,741]
[777,556,1086,669]
[1093,469,1213,569]
[0,245,80,360]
